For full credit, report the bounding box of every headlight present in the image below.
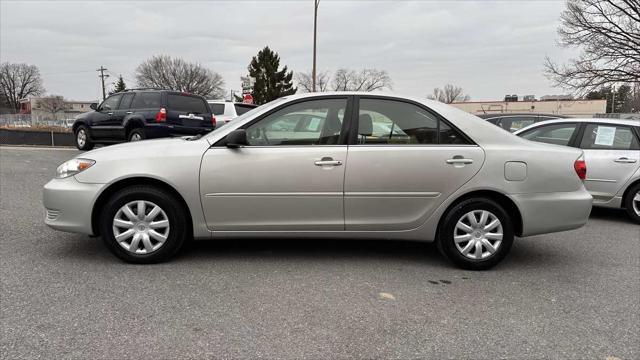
[56,158,95,178]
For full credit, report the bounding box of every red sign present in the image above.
[242,94,253,104]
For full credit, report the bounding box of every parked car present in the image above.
[44,93,592,269]
[72,89,215,150]
[478,113,569,132]
[207,100,258,125]
[515,118,640,223]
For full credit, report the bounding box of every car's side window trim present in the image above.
[213,95,355,147]
[348,95,476,146]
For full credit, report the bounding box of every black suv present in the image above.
[72,89,215,150]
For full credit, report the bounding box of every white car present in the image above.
[515,118,640,223]
[207,100,257,125]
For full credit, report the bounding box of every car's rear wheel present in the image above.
[100,186,188,263]
[128,128,145,142]
[75,125,94,151]
[437,198,514,270]
[623,183,640,224]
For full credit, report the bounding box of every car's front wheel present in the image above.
[75,125,94,151]
[624,183,640,224]
[100,186,188,263]
[437,197,514,270]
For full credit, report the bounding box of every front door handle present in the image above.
[315,157,342,166]
[126,111,133,114]
[107,112,114,115]
[614,157,637,163]
[446,158,474,165]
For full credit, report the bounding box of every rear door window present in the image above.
[130,92,162,109]
[356,98,470,145]
[167,94,208,113]
[579,124,640,150]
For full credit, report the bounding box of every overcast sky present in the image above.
[0,0,576,101]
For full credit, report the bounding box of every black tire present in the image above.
[623,183,640,224]
[437,197,514,270]
[74,125,94,151]
[128,128,145,142]
[100,186,188,264]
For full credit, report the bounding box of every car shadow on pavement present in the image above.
[181,238,451,267]
[589,207,636,224]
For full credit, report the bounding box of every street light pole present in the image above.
[312,0,320,92]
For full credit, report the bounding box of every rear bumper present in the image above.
[513,188,592,237]
[43,176,105,235]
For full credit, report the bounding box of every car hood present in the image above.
[77,137,208,161]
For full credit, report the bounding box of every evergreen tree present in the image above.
[110,75,127,94]
[247,46,296,105]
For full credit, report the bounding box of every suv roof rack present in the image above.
[120,87,167,92]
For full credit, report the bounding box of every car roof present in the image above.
[514,117,640,134]
[476,113,569,119]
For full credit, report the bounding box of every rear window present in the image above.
[130,92,161,109]
[167,94,208,113]
[234,104,256,115]
[210,103,225,115]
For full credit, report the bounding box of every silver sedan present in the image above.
[515,118,640,223]
[43,93,592,269]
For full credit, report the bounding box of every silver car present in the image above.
[43,93,592,269]
[515,118,640,223]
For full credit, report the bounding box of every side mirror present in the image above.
[226,129,248,148]
[90,103,98,110]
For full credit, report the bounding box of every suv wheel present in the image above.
[624,183,640,224]
[75,125,94,151]
[100,186,188,263]
[437,198,514,270]
[128,128,145,142]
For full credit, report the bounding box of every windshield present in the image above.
[204,97,289,139]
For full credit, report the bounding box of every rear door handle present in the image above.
[107,112,114,115]
[315,157,342,166]
[614,157,637,163]
[125,111,133,114]
[446,158,474,164]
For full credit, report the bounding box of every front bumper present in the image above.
[512,188,593,237]
[43,176,105,235]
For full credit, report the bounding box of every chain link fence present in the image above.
[0,114,74,132]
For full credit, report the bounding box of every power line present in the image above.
[97,66,109,101]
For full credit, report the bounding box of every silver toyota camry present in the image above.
[43,93,593,270]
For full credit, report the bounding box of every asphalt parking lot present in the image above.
[1,146,638,359]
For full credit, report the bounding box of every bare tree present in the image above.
[331,68,392,92]
[545,0,640,95]
[37,95,67,120]
[0,62,45,113]
[135,55,225,98]
[295,71,330,92]
[427,84,470,103]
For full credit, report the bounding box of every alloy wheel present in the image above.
[130,133,142,141]
[112,200,170,254]
[77,129,86,147]
[454,210,503,260]
[633,191,640,217]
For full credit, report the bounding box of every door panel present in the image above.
[579,123,640,202]
[200,146,347,231]
[344,146,485,230]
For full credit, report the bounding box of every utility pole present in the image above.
[312,0,320,92]
[97,66,109,101]
[611,85,616,113]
